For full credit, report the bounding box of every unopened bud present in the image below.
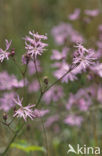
[3,113,8,121]
[43,76,48,85]
[10,48,15,57]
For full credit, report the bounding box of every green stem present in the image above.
[33,57,42,93]
[35,66,73,108]
[1,123,25,156]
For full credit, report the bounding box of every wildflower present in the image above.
[53,62,77,83]
[0,92,17,112]
[45,115,59,127]
[73,43,97,70]
[66,88,92,112]
[51,47,69,60]
[13,96,35,121]
[24,31,48,58]
[90,63,102,77]
[68,8,80,21]
[0,40,12,62]
[64,115,83,127]
[0,71,26,90]
[51,23,84,45]
[33,109,49,118]
[84,9,99,17]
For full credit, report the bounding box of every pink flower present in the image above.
[33,109,49,118]
[64,115,83,126]
[24,31,48,58]
[90,63,102,77]
[43,85,64,104]
[68,8,80,21]
[0,71,26,90]
[85,9,99,17]
[51,23,84,45]
[45,115,59,127]
[73,43,97,70]
[13,96,35,121]
[53,62,77,83]
[0,40,12,62]
[66,88,92,111]
[0,92,17,112]
[51,47,69,60]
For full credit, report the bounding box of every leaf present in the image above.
[11,140,46,153]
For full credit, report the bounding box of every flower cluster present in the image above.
[0,40,12,62]
[24,31,48,59]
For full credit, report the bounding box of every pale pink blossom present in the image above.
[53,62,77,83]
[0,92,17,112]
[90,63,102,77]
[0,71,26,90]
[13,96,35,121]
[68,8,80,21]
[73,43,97,70]
[64,115,83,126]
[51,47,69,60]
[0,40,12,62]
[33,109,49,118]
[85,9,99,17]
[45,115,59,127]
[51,23,84,45]
[24,31,48,58]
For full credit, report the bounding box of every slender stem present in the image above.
[1,123,25,156]
[45,68,72,92]
[22,63,28,98]
[35,66,73,108]
[33,57,48,155]
[12,57,23,75]
[33,57,42,93]
[0,121,15,133]
[40,117,49,156]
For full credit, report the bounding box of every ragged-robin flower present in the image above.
[68,8,80,21]
[0,40,12,62]
[73,43,97,71]
[24,31,48,59]
[13,96,35,121]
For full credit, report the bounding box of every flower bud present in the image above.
[43,76,48,85]
[3,113,8,121]
[9,48,15,57]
